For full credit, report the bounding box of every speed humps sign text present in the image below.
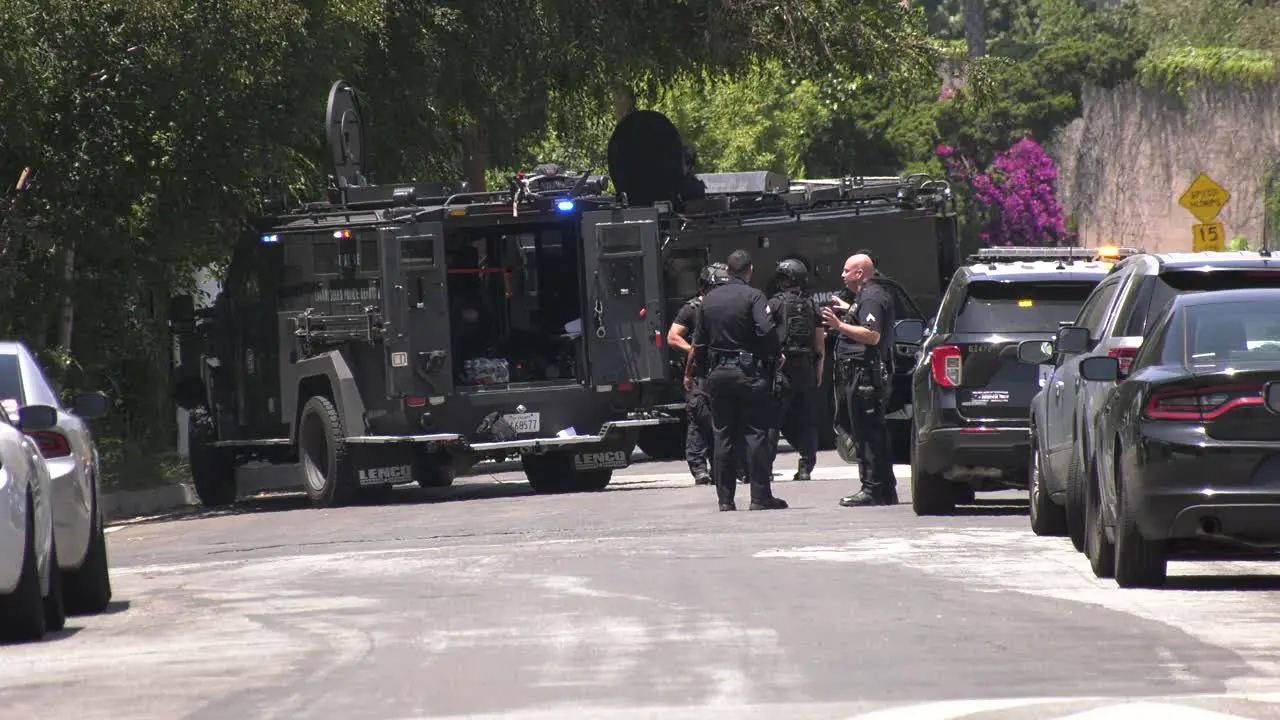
[1178,174,1230,224]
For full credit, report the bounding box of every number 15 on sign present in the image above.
[1192,222,1225,252]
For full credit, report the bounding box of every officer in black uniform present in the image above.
[685,250,788,512]
[667,263,744,486]
[821,253,898,507]
[766,259,825,481]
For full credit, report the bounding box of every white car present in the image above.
[0,343,112,615]
[0,401,66,642]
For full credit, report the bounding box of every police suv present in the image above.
[169,81,676,508]
[908,246,1138,516]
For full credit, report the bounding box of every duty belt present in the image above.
[710,350,759,367]
[834,358,873,382]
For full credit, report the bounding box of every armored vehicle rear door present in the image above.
[381,222,452,397]
[581,208,666,384]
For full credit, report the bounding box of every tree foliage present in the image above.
[939,139,1069,246]
[0,0,936,482]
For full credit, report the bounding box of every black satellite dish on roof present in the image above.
[325,80,368,190]
[607,109,686,207]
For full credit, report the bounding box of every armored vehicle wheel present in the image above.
[297,395,358,508]
[188,410,237,507]
[521,453,613,494]
[412,453,456,489]
[636,423,686,461]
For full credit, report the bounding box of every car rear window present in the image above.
[1180,301,1280,368]
[953,280,1098,333]
[1122,269,1280,336]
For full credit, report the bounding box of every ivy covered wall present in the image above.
[1052,50,1280,252]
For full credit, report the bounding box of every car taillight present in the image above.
[1108,347,1138,383]
[31,431,70,458]
[1145,384,1264,421]
[930,345,962,388]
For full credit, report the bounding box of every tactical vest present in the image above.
[776,290,816,353]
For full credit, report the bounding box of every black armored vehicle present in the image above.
[605,110,960,460]
[170,81,677,507]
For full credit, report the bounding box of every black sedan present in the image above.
[1078,287,1280,588]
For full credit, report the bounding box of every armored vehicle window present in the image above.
[953,280,1096,334]
[359,239,379,269]
[665,252,704,300]
[599,223,643,253]
[313,240,339,274]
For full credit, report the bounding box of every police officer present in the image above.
[821,253,898,507]
[685,250,788,511]
[667,263,734,486]
[766,259,825,481]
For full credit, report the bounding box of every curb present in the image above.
[103,483,199,524]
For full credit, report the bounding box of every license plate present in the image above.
[503,412,541,434]
[1038,365,1054,388]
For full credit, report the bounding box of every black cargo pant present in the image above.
[686,382,747,482]
[707,360,776,505]
[835,362,896,499]
[769,359,819,474]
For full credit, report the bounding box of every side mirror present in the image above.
[894,318,925,344]
[72,392,110,419]
[17,404,58,433]
[1079,356,1120,382]
[1266,382,1280,415]
[1016,339,1056,365]
[169,294,196,334]
[1056,326,1092,355]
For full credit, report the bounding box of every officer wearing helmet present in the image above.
[765,258,825,481]
[667,262,745,486]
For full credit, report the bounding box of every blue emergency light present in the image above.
[556,200,575,212]
[261,234,279,244]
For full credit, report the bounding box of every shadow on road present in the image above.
[95,600,132,616]
[112,480,539,527]
[1,626,83,646]
[951,498,1030,517]
[1163,574,1280,591]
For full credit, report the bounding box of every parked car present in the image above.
[1077,288,1280,587]
[0,402,66,642]
[1018,251,1280,551]
[0,343,112,614]
[908,246,1129,515]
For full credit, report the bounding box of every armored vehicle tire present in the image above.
[636,423,686,461]
[298,395,359,508]
[521,453,612,494]
[188,411,237,507]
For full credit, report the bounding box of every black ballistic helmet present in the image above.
[775,258,808,287]
[699,262,730,292]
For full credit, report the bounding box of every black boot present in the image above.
[840,490,888,507]
[749,497,789,511]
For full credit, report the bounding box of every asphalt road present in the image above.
[4,450,1280,719]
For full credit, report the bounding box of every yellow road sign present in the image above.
[1192,222,1226,252]
[1179,173,1230,223]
